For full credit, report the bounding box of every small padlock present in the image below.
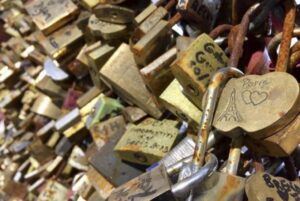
[122,106,147,123]
[160,79,202,130]
[131,13,181,66]
[99,43,163,119]
[140,47,176,96]
[108,153,218,201]
[114,118,180,165]
[31,94,62,120]
[76,86,102,109]
[25,0,79,35]
[87,14,128,40]
[94,4,135,24]
[131,0,176,43]
[89,115,126,150]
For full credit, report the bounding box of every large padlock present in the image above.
[171,33,229,109]
[99,43,163,119]
[25,0,79,35]
[245,172,300,201]
[193,137,245,201]
[107,153,218,201]
[213,72,300,139]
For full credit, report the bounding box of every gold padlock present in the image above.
[171,33,228,109]
[160,79,202,130]
[140,47,176,96]
[100,43,163,119]
[25,0,79,35]
[114,118,179,165]
[94,4,135,24]
[76,87,102,109]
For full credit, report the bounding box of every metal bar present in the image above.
[226,136,243,175]
[209,24,233,40]
[275,0,296,72]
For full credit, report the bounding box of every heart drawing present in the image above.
[242,90,268,106]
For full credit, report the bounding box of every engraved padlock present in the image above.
[108,153,218,201]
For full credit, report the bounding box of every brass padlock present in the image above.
[99,43,163,119]
[140,47,176,96]
[87,43,115,90]
[108,153,218,201]
[76,86,102,109]
[171,33,229,109]
[79,0,101,11]
[94,4,135,24]
[35,23,83,60]
[31,94,62,120]
[131,0,176,43]
[160,79,202,129]
[88,14,127,40]
[35,75,66,98]
[114,118,179,165]
[89,115,126,149]
[131,13,181,66]
[25,0,79,35]
[213,72,300,139]
[245,172,300,201]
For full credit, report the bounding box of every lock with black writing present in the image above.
[100,43,163,119]
[114,118,180,165]
[171,33,229,109]
[25,0,79,35]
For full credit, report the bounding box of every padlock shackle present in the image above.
[171,154,218,198]
[226,136,243,175]
[193,67,243,167]
[209,24,232,40]
[229,3,260,67]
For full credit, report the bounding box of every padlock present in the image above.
[177,67,243,200]
[87,14,128,40]
[176,0,222,32]
[213,72,300,139]
[25,0,79,35]
[79,94,103,118]
[140,47,176,97]
[122,106,147,123]
[94,4,135,24]
[134,3,158,25]
[99,43,163,119]
[68,146,88,171]
[89,114,143,186]
[87,43,115,90]
[192,137,245,201]
[114,118,180,165]
[160,79,202,129]
[21,45,47,65]
[37,180,69,201]
[131,0,176,43]
[131,13,181,66]
[89,115,126,150]
[36,120,56,141]
[28,139,55,166]
[63,117,89,142]
[171,33,229,109]
[35,23,84,60]
[31,94,62,120]
[45,131,60,148]
[35,75,66,98]
[86,166,115,200]
[108,153,218,201]
[76,87,102,109]
[245,172,300,201]
[85,94,124,129]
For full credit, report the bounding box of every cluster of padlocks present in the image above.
[0,0,300,200]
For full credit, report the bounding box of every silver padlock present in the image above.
[108,153,218,201]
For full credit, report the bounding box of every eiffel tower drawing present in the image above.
[217,89,243,122]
